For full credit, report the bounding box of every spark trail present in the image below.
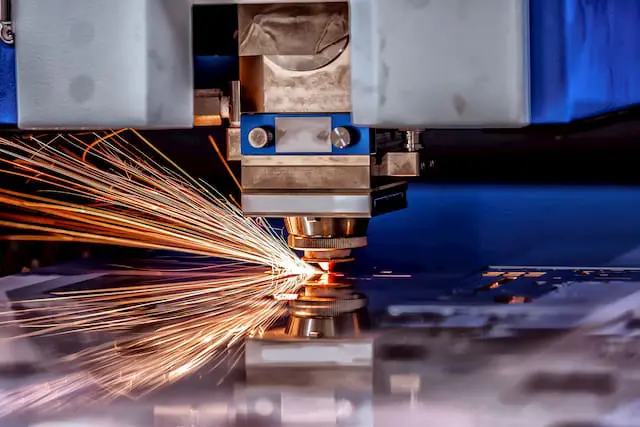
[0,131,317,416]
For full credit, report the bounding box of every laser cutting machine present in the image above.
[4,1,640,426]
[4,0,640,269]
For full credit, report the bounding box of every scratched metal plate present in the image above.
[274,116,333,153]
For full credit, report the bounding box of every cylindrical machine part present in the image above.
[285,217,369,239]
[285,217,369,266]
[230,80,241,128]
[285,287,367,338]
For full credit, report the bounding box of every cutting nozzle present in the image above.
[285,217,369,268]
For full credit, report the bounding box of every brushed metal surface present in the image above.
[241,192,373,217]
[350,0,529,127]
[241,165,370,190]
[14,0,193,129]
[240,49,350,113]
[372,152,421,177]
[275,116,332,153]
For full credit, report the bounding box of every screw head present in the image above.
[248,127,271,149]
[0,23,14,45]
[331,127,352,149]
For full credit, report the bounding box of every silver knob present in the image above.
[331,126,352,149]
[248,127,272,149]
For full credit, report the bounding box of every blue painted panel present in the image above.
[240,113,371,156]
[360,184,640,276]
[530,0,640,124]
[0,41,17,125]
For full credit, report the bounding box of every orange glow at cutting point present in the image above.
[318,262,331,272]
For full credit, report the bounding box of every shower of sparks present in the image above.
[0,131,318,416]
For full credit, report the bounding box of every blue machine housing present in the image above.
[530,0,640,124]
[240,113,371,156]
[0,41,17,125]
[2,1,640,128]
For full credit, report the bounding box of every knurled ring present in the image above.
[288,235,368,250]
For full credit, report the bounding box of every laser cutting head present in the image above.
[285,217,369,270]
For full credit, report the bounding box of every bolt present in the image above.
[405,130,423,152]
[0,23,14,45]
[248,127,272,149]
[331,126,352,149]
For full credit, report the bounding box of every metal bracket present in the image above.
[0,0,13,44]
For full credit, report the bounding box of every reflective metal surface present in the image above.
[238,2,350,113]
[274,116,332,153]
[241,193,371,217]
[14,0,194,129]
[193,89,226,127]
[238,3,348,58]
[285,286,367,338]
[285,217,370,265]
[331,126,352,149]
[6,258,640,426]
[285,217,369,239]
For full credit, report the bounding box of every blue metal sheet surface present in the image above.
[530,0,640,124]
[0,41,17,125]
[240,113,371,156]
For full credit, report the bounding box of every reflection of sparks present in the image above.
[274,293,299,301]
[318,262,331,272]
[0,130,318,416]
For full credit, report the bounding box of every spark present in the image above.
[0,130,319,416]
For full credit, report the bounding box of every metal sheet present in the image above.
[14,0,193,129]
